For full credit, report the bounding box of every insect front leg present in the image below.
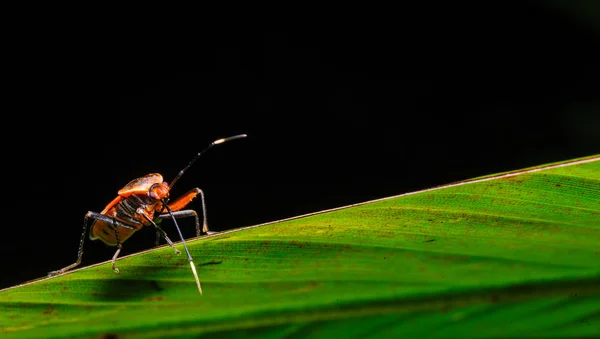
[139,212,181,255]
[48,211,137,277]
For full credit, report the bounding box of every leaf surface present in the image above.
[1,155,599,338]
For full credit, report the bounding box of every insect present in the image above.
[48,134,247,295]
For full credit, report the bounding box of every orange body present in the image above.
[89,173,200,246]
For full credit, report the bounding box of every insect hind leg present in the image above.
[48,211,137,277]
[48,211,94,277]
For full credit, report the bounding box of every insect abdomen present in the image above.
[89,194,158,246]
[89,218,140,246]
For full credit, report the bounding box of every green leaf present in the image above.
[1,155,599,339]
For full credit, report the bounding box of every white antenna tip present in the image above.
[213,134,248,145]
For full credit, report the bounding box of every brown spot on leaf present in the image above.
[501,176,525,184]
[145,296,165,302]
[290,240,307,248]
[555,184,562,187]
[42,305,55,315]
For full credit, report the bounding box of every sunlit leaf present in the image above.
[1,155,599,338]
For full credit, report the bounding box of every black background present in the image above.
[2,2,599,290]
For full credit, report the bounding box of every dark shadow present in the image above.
[92,259,222,301]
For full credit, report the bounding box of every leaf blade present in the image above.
[1,155,599,338]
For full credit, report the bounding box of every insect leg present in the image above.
[48,211,94,277]
[110,219,123,274]
[157,209,210,237]
[165,188,208,235]
[194,188,207,235]
[48,212,137,277]
[155,228,161,246]
[140,213,181,255]
[153,218,164,246]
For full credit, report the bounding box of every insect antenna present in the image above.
[169,134,247,190]
[163,203,204,295]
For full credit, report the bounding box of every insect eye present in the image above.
[148,184,160,198]
[149,183,169,200]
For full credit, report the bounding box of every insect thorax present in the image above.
[115,193,163,227]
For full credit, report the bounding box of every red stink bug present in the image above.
[48,134,247,295]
